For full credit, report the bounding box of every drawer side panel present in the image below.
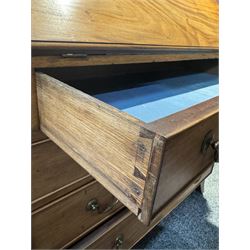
[36,73,154,215]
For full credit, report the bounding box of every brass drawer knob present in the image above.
[114,235,124,249]
[212,140,219,162]
[201,130,219,163]
[86,198,119,213]
[86,199,99,211]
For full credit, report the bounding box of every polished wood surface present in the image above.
[32,0,218,48]
[32,52,218,69]
[152,113,218,214]
[32,140,93,210]
[32,181,123,249]
[146,97,218,214]
[146,97,219,138]
[73,165,213,249]
[32,1,219,243]
[36,71,218,225]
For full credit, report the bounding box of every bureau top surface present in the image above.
[32,0,218,50]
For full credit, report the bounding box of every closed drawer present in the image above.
[36,62,219,225]
[32,140,93,210]
[73,210,144,249]
[72,165,214,249]
[32,181,123,249]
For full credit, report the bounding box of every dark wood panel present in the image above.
[32,0,218,48]
[72,165,214,249]
[32,181,123,249]
[152,113,218,214]
[32,53,218,68]
[32,140,93,210]
[32,70,39,131]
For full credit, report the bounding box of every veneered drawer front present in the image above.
[152,113,218,214]
[32,181,123,249]
[75,210,147,249]
[36,73,218,225]
[73,165,214,249]
[32,140,93,210]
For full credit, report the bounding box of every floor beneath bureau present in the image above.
[134,163,219,249]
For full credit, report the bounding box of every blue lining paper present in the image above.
[94,73,219,123]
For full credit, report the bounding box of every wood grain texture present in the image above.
[32,69,48,143]
[36,72,218,224]
[139,135,165,225]
[32,140,93,210]
[32,181,123,249]
[146,97,218,215]
[32,52,218,68]
[32,0,218,48]
[36,73,155,216]
[32,42,218,53]
[73,165,214,249]
[146,96,219,138]
[152,113,218,214]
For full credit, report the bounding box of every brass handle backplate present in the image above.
[86,198,119,214]
[201,130,219,163]
[114,235,124,249]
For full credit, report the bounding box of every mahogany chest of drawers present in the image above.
[32,0,218,248]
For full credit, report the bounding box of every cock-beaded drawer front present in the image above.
[36,69,219,225]
[32,181,123,249]
[73,210,148,250]
[32,140,93,210]
[73,164,215,250]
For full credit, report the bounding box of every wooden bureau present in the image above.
[32,0,218,248]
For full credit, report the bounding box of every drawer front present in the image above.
[32,140,93,209]
[80,211,147,249]
[36,72,218,225]
[152,113,218,214]
[32,181,123,249]
[73,166,214,249]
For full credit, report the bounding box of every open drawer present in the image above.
[36,61,219,225]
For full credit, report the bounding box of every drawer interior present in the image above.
[41,60,218,123]
[93,72,218,122]
[37,59,218,224]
